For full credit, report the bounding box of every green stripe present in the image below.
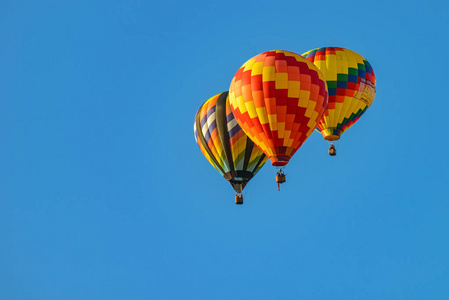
[252,154,267,175]
[242,137,254,171]
[215,91,236,177]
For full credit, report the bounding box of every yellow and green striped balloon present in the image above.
[302,47,376,141]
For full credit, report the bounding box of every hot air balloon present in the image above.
[194,92,268,204]
[229,50,328,186]
[302,47,376,156]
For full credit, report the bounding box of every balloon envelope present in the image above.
[194,92,267,193]
[302,47,376,141]
[229,50,328,166]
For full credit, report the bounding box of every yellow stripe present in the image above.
[304,101,317,118]
[288,81,300,97]
[298,90,310,107]
[325,54,337,81]
[307,110,319,129]
[278,122,285,139]
[235,95,247,114]
[252,61,264,75]
[314,59,327,79]
[262,66,275,82]
[268,114,278,131]
[343,49,358,69]
[256,107,268,124]
[275,73,288,89]
[245,99,257,119]
[242,58,256,72]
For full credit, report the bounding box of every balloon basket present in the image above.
[276,174,286,184]
[235,194,243,205]
[328,144,336,156]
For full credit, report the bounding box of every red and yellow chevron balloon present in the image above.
[302,47,376,141]
[229,50,328,166]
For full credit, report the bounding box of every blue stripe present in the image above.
[228,123,241,138]
[200,114,207,127]
[348,74,358,83]
[358,69,366,78]
[364,61,373,73]
[204,120,216,143]
[226,112,234,123]
[337,81,347,88]
[206,105,216,120]
[208,119,217,133]
[204,129,211,143]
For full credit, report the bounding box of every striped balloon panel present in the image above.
[194,123,222,175]
[302,47,376,140]
[194,92,267,192]
[229,50,328,166]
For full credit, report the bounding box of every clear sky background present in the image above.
[1,0,448,299]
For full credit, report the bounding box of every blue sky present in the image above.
[1,0,448,299]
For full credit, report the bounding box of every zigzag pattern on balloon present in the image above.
[229,50,328,166]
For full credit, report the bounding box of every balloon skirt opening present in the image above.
[270,155,290,166]
[324,135,341,141]
[321,129,342,141]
